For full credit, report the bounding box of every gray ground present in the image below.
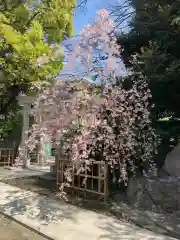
[0,214,46,240]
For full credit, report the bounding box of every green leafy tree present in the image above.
[0,0,75,139]
[114,0,180,167]
[116,0,180,119]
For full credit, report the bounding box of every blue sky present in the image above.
[59,0,127,80]
[62,0,117,64]
[74,0,120,34]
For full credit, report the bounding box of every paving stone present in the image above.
[0,182,177,240]
[0,214,45,240]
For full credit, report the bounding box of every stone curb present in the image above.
[109,202,180,240]
[0,211,54,240]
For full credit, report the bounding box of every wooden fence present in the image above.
[0,148,14,167]
[56,157,109,201]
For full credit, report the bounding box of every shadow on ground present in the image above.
[0,183,178,239]
[97,217,176,240]
[0,188,78,225]
[0,174,179,239]
[110,201,180,239]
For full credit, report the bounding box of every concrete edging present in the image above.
[0,210,54,240]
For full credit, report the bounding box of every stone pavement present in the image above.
[110,201,180,240]
[0,214,46,240]
[0,166,51,181]
[0,182,177,240]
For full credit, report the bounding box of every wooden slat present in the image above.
[56,155,109,201]
[0,148,14,166]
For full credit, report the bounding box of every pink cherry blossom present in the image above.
[22,9,159,193]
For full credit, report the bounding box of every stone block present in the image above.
[164,143,180,177]
[127,176,180,213]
